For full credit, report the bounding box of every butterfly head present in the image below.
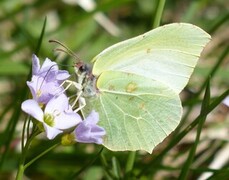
[74,61,97,97]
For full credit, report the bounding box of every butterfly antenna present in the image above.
[49,39,81,62]
[55,48,71,55]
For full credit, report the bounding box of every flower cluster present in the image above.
[21,55,105,144]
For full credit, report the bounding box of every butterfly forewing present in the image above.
[92,23,211,93]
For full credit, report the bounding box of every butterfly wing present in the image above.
[82,71,181,153]
[92,23,211,93]
[82,23,210,153]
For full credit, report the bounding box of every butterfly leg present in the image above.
[71,90,82,109]
[60,79,82,92]
[73,95,86,113]
[61,80,86,112]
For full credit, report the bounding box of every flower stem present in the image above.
[16,128,40,180]
[153,0,166,28]
[16,164,24,180]
[24,143,59,169]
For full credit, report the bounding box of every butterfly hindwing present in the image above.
[82,71,181,153]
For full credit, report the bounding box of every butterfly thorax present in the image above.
[74,61,97,97]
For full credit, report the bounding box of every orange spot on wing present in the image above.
[126,82,138,93]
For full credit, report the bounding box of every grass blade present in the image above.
[197,45,229,97]
[35,16,47,55]
[153,0,166,28]
[125,151,136,174]
[112,156,122,179]
[178,79,210,180]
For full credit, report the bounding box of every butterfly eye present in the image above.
[79,64,87,72]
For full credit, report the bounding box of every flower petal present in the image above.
[45,94,69,114]
[74,111,106,144]
[27,80,37,101]
[84,110,99,124]
[40,58,58,75]
[27,75,44,101]
[21,99,43,122]
[44,94,82,129]
[75,123,105,144]
[27,75,63,104]
[54,111,82,129]
[56,70,70,81]
[43,123,63,139]
[32,54,40,75]
[31,55,70,84]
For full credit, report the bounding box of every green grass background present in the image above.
[0,0,228,179]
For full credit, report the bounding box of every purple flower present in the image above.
[75,110,106,144]
[27,75,63,105]
[32,54,70,83]
[21,94,82,139]
[27,55,71,104]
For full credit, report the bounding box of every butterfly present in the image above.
[73,23,211,153]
